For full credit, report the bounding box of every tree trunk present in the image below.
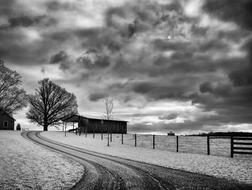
[43,125,48,131]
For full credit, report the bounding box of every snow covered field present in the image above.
[0,131,84,190]
[42,131,252,184]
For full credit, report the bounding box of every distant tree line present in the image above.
[188,131,252,137]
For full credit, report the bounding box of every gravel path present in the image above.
[28,131,252,190]
[0,131,83,190]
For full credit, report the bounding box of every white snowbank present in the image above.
[0,131,84,190]
[42,131,252,184]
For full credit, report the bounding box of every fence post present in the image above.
[176,136,179,152]
[93,132,95,139]
[101,132,103,140]
[207,135,210,155]
[107,132,109,146]
[64,122,66,137]
[231,134,234,158]
[134,134,137,147]
[121,133,123,144]
[153,135,155,149]
[110,133,112,142]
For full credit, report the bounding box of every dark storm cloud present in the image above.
[0,26,62,65]
[0,0,66,65]
[217,30,250,43]
[0,0,56,29]
[79,27,128,53]
[89,92,108,102]
[0,20,57,64]
[228,40,252,86]
[132,81,197,101]
[195,84,252,125]
[195,34,252,120]
[77,54,110,70]
[50,51,68,64]
[199,82,231,97]
[153,39,190,51]
[203,0,252,30]
[104,1,182,36]
[0,0,16,16]
[6,15,56,28]
[86,0,188,53]
[49,50,76,71]
[149,51,242,78]
[46,1,78,11]
[0,29,47,64]
[153,37,229,54]
[150,56,215,76]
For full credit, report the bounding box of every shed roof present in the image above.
[61,114,127,123]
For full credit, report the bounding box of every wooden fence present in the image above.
[74,132,252,158]
[231,135,252,158]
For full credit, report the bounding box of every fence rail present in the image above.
[231,135,252,158]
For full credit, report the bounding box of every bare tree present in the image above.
[26,78,78,131]
[0,59,27,114]
[104,97,113,120]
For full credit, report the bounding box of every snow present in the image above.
[0,131,84,190]
[42,131,252,184]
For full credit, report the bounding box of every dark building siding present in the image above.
[0,113,15,130]
[78,117,127,134]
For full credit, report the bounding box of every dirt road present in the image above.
[22,131,251,190]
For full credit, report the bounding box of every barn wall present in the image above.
[78,118,127,134]
[0,114,15,130]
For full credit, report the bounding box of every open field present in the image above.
[114,134,232,157]
[42,131,252,184]
[0,131,84,190]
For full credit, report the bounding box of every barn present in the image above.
[0,109,15,130]
[62,114,127,134]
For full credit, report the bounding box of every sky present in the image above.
[0,0,252,134]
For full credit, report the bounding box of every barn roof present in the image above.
[61,114,127,123]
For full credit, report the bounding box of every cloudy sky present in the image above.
[1,0,252,134]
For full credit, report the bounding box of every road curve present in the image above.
[22,131,252,190]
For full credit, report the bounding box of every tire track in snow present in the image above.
[22,131,126,190]
[22,131,172,190]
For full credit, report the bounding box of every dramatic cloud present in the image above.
[1,0,252,133]
[50,51,68,64]
[89,92,108,102]
[203,0,252,30]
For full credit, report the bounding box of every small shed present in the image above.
[0,109,15,130]
[62,114,127,134]
[167,131,175,136]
